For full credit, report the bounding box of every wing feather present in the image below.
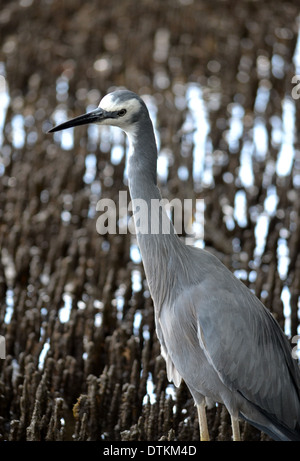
[187,265,300,427]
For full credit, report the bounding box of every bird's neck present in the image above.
[126,121,185,308]
[126,117,157,186]
[126,119,169,227]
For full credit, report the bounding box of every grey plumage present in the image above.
[49,89,300,441]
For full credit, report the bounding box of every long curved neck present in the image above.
[126,118,184,308]
[127,115,158,186]
[127,117,171,229]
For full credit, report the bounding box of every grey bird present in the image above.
[49,89,300,441]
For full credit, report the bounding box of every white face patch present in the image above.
[98,93,116,112]
[97,93,141,144]
[98,94,141,115]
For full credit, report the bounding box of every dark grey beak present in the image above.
[48,108,107,133]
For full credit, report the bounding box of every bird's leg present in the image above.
[197,401,210,441]
[231,416,241,441]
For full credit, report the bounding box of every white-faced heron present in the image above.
[49,89,300,441]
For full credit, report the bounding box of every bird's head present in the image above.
[48,89,146,135]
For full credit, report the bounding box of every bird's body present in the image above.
[49,89,300,441]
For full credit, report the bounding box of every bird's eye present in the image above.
[117,109,127,117]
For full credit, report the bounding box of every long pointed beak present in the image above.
[48,108,107,133]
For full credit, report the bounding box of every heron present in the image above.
[49,89,300,441]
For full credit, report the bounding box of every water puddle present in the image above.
[238,140,254,188]
[234,190,248,228]
[58,292,73,323]
[4,288,14,324]
[185,84,210,184]
[38,340,50,370]
[275,97,296,177]
[226,103,244,153]
[143,372,156,405]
